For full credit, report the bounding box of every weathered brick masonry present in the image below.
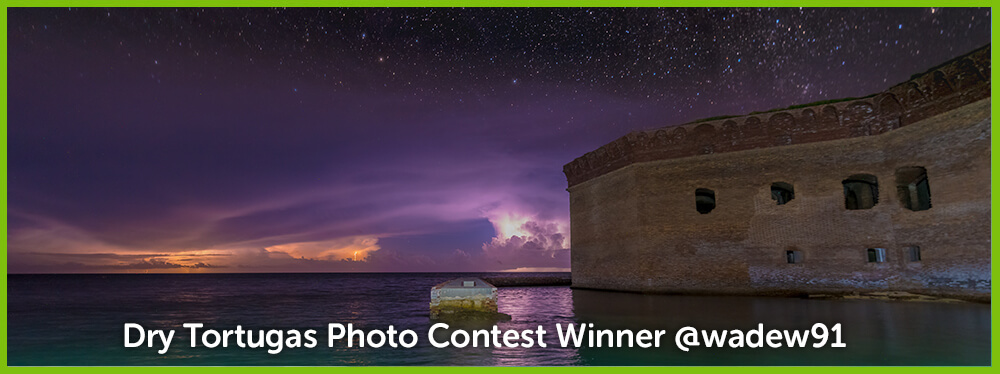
[564,45,991,302]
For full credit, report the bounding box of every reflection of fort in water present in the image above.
[428,286,990,365]
[566,288,989,365]
[564,45,991,302]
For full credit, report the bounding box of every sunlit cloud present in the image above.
[263,236,381,262]
[480,208,571,270]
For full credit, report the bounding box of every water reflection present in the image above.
[493,287,580,366]
[570,289,990,365]
[7,274,989,366]
[423,287,582,366]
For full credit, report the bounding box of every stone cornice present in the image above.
[564,44,991,188]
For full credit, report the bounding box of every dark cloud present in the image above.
[100,258,225,270]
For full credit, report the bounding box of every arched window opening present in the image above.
[896,167,931,211]
[771,182,795,205]
[843,174,879,210]
[695,188,715,214]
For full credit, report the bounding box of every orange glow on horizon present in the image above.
[264,236,380,262]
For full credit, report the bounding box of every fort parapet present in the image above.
[565,45,990,188]
[564,45,991,301]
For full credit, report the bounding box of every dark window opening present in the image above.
[695,188,715,214]
[786,250,802,264]
[771,182,795,205]
[896,167,932,211]
[906,246,922,262]
[867,248,886,263]
[843,174,879,210]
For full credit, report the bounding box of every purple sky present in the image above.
[7,8,991,273]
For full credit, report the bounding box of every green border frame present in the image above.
[1,2,995,370]
[0,1,996,5]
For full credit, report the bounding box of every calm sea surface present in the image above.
[7,273,990,366]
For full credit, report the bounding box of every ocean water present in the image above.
[7,273,990,366]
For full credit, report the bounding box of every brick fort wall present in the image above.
[565,45,991,302]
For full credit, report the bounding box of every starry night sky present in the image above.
[7,7,991,273]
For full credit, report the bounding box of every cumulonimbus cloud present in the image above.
[479,210,571,271]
